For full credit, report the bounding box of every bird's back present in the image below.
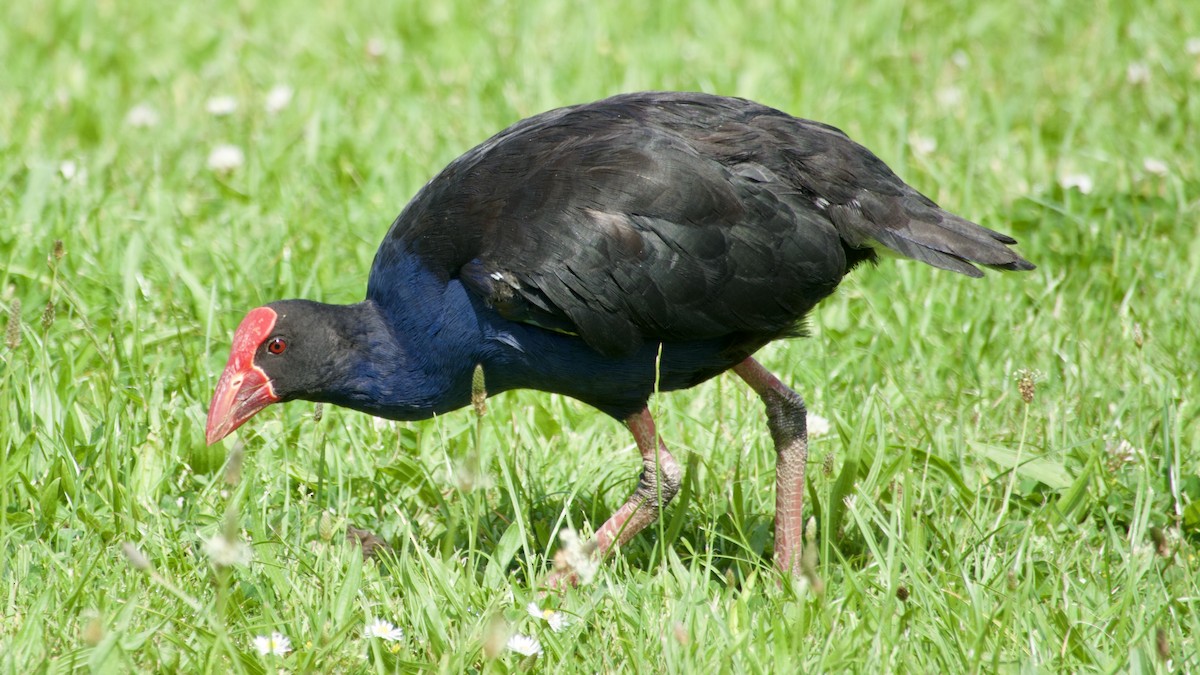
[369,92,1032,357]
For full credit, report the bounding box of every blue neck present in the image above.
[345,257,482,420]
[360,251,742,421]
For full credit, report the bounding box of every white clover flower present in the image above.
[1143,157,1168,176]
[253,632,292,656]
[364,618,404,642]
[207,144,245,173]
[265,84,293,114]
[206,95,238,116]
[365,37,386,59]
[59,160,78,181]
[935,86,963,107]
[506,633,543,657]
[125,103,159,128]
[806,412,832,439]
[526,602,568,632]
[1126,62,1151,85]
[908,133,937,157]
[1105,439,1140,467]
[553,528,599,585]
[203,532,251,567]
[1058,173,1093,194]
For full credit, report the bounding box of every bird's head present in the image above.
[205,301,352,445]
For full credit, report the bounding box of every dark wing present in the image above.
[371,92,1033,356]
[743,112,1035,278]
[373,93,849,356]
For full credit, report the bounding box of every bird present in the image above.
[205,91,1034,583]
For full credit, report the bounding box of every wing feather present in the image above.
[371,92,1033,356]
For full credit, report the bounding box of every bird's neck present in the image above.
[313,298,478,421]
[339,254,482,419]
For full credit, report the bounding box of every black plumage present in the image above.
[373,92,1029,359]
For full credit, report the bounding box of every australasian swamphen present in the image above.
[206,91,1033,582]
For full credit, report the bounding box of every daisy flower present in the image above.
[526,602,569,632]
[364,618,404,642]
[506,633,543,657]
[253,632,292,656]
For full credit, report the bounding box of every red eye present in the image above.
[266,337,287,355]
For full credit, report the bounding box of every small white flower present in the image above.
[265,84,293,114]
[806,412,832,439]
[526,602,569,632]
[1058,173,1093,194]
[364,618,404,642]
[253,632,292,656]
[1126,62,1151,85]
[506,633,543,657]
[950,50,970,69]
[59,160,78,181]
[365,37,386,59]
[203,532,251,567]
[125,103,159,128]
[1187,37,1200,56]
[935,86,963,107]
[206,95,238,116]
[1105,439,1140,466]
[1143,157,1168,176]
[207,144,245,173]
[908,133,937,157]
[554,528,599,585]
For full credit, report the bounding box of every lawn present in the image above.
[2,0,1198,672]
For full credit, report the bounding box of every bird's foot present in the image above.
[346,524,391,560]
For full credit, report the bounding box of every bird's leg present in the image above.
[733,357,807,575]
[545,407,681,588]
[592,408,683,555]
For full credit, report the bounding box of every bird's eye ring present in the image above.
[266,337,287,355]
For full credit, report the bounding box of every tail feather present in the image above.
[830,189,1035,277]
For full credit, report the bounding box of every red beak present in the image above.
[205,362,278,444]
[205,307,280,445]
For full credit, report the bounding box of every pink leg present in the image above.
[592,408,683,554]
[546,407,682,588]
[733,357,808,575]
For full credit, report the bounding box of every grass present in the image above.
[2,0,1198,671]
